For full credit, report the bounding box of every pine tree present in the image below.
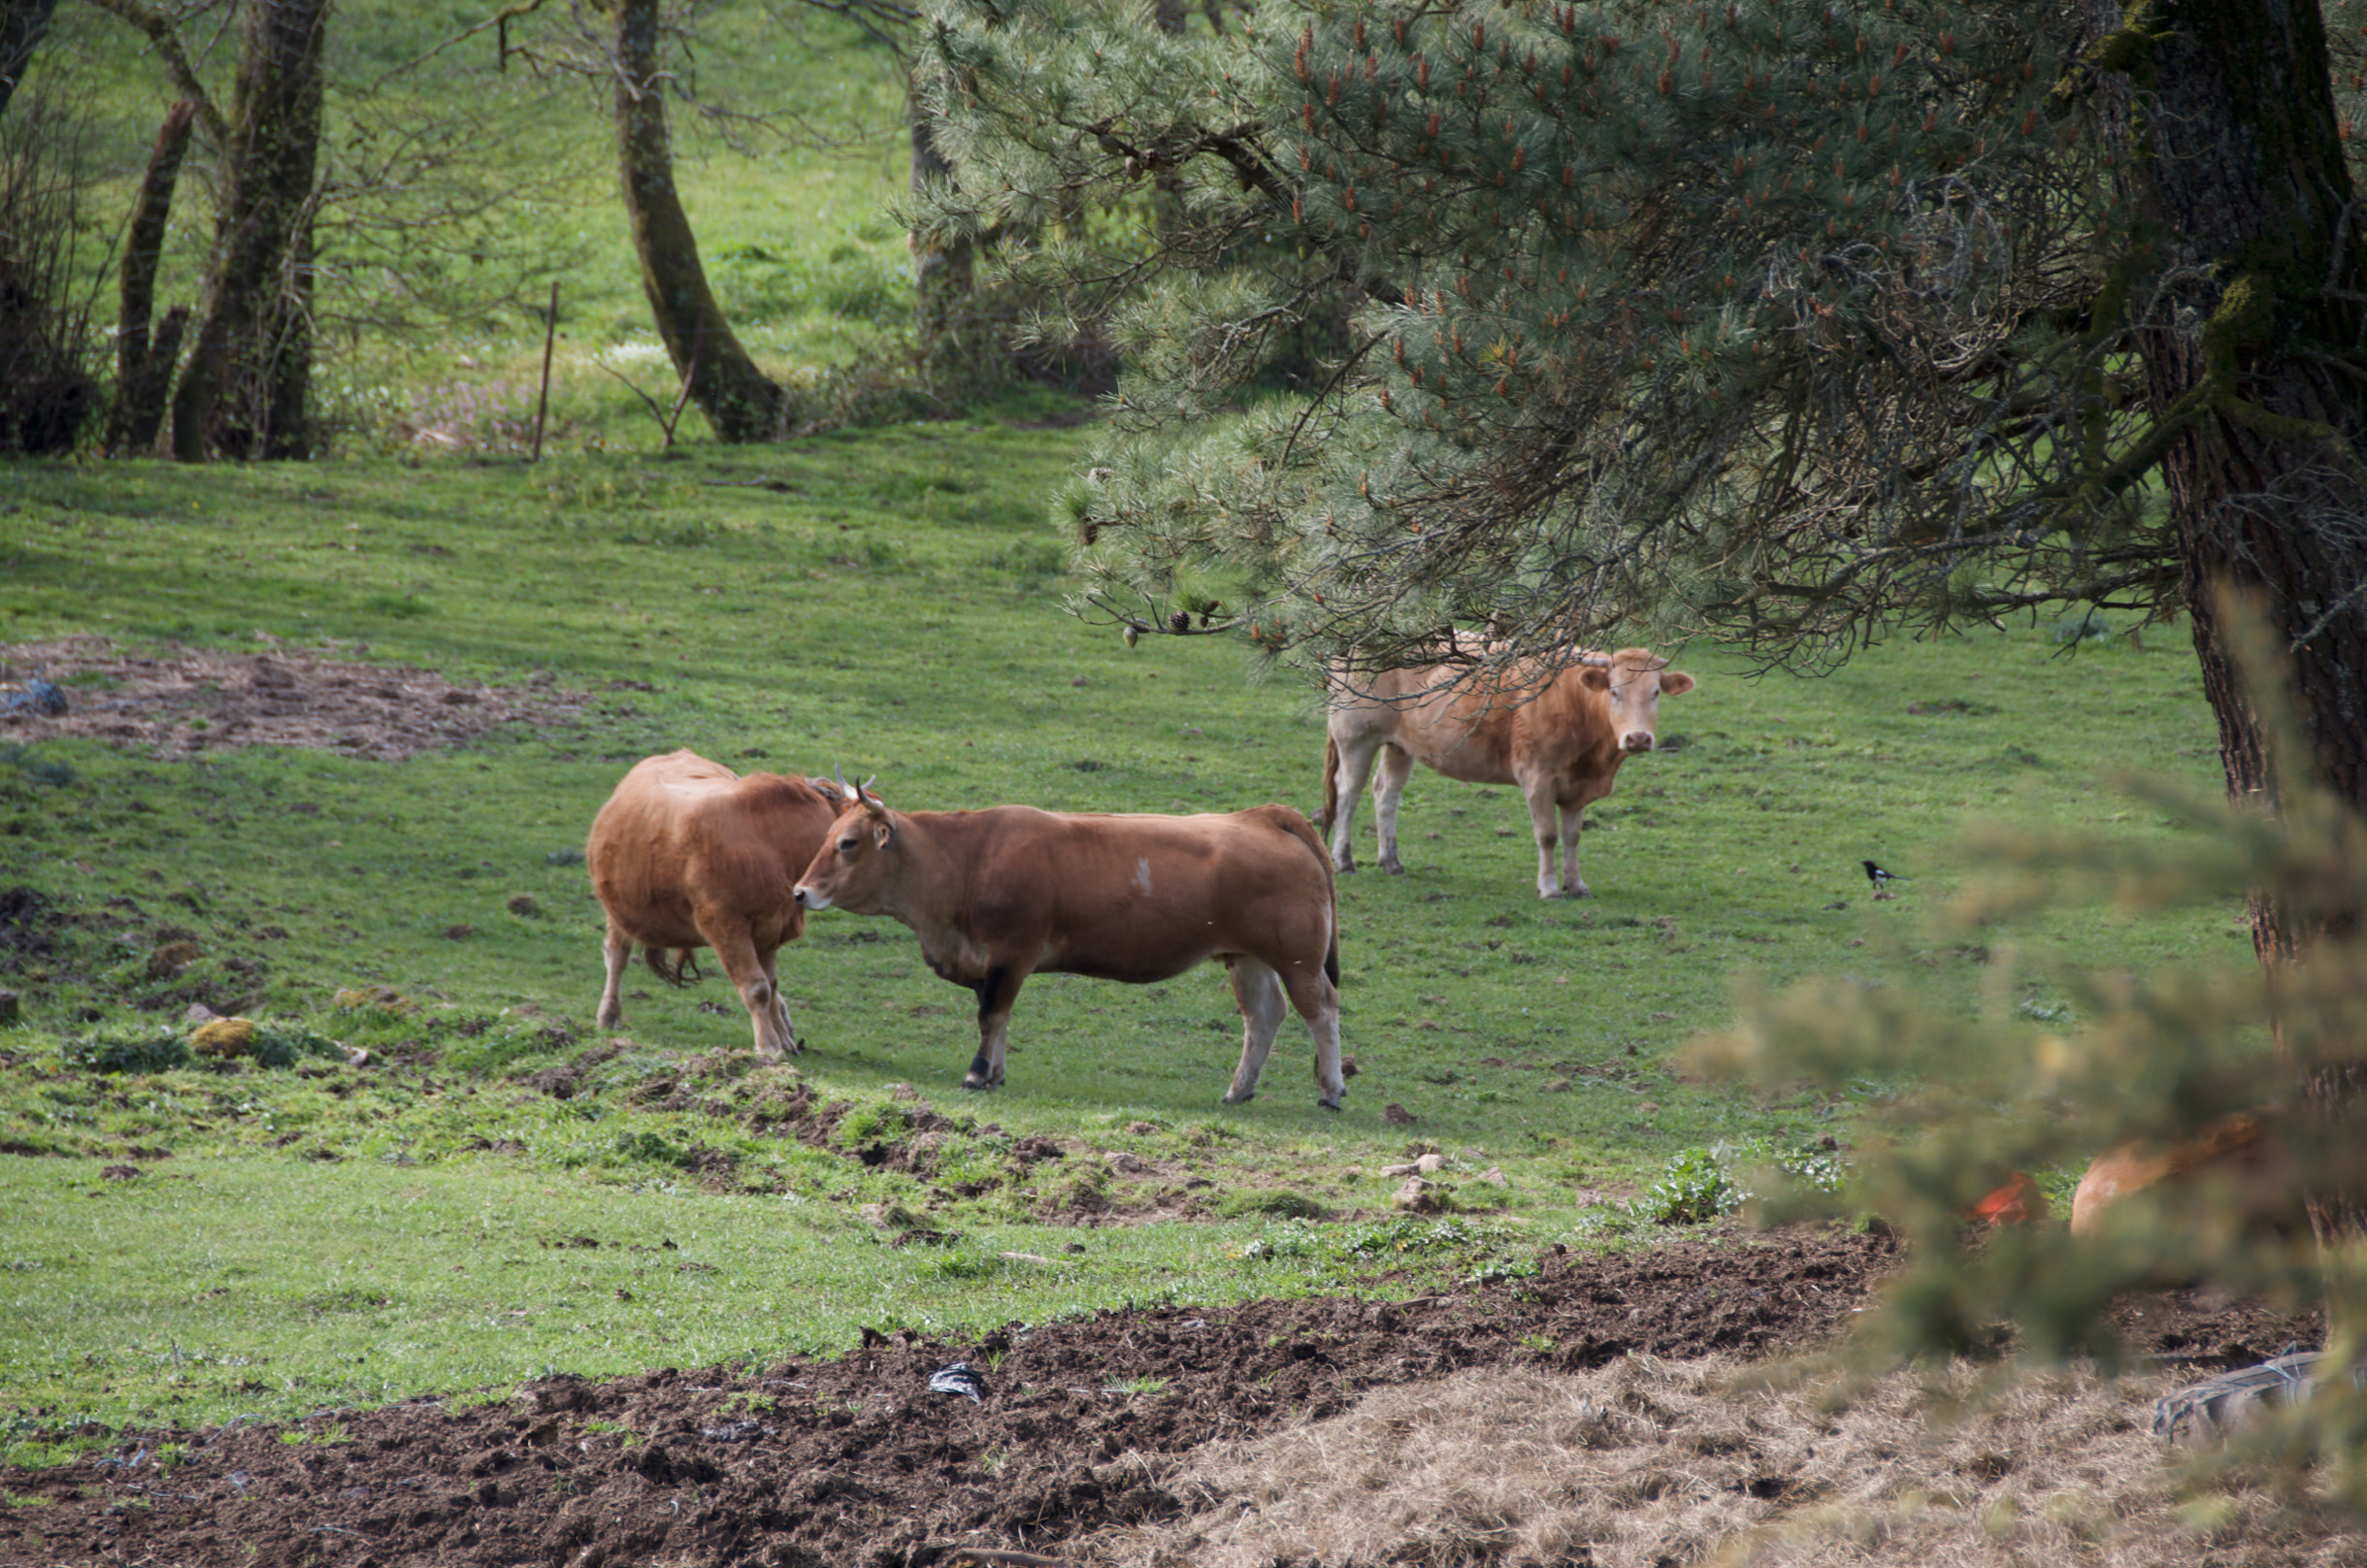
[920,0,2367,1476]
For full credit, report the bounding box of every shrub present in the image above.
[0,92,102,456]
[59,1027,188,1075]
[1697,650,2367,1509]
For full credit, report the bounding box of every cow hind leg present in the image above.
[1371,743,1415,875]
[1222,958,1289,1104]
[966,965,1027,1091]
[1327,734,1384,873]
[597,918,632,1029]
[1278,962,1346,1111]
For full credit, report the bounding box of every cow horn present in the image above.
[833,763,851,800]
[1577,652,1613,668]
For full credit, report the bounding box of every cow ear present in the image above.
[872,817,896,849]
[1658,671,1695,697]
[1577,666,1612,691]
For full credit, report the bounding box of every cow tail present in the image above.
[644,945,696,987]
[1318,735,1339,832]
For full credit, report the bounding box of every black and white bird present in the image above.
[928,1361,988,1404]
[1861,860,1906,889]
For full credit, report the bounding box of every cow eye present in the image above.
[838,836,858,853]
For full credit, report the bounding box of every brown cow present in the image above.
[791,788,1346,1109]
[586,749,848,1059]
[2068,1108,2298,1239]
[1322,643,1695,898]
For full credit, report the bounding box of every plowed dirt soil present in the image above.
[0,1230,2318,1568]
[1,637,590,761]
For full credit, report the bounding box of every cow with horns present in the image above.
[793,778,1347,1109]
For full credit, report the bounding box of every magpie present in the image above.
[928,1361,988,1404]
[1861,860,1905,889]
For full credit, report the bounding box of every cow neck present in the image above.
[1523,667,1618,777]
[875,808,977,943]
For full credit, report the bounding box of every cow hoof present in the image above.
[1381,862,1405,876]
[963,1074,1000,1092]
[1221,1090,1256,1104]
[1318,1096,1343,1112]
[597,1008,623,1029]
[1333,858,1356,874]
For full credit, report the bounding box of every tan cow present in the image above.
[1322,643,1695,898]
[791,788,1346,1109]
[586,749,848,1059]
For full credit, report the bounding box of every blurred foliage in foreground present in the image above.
[1700,695,2367,1513]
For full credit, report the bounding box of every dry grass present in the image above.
[1093,1356,2367,1568]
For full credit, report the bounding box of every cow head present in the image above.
[1576,649,1695,754]
[793,779,895,913]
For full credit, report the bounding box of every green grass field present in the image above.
[0,0,2252,1459]
[0,425,2242,1448]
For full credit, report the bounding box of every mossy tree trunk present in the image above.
[612,0,786,443]
[110,98,195,454]
[2123,0,2367,1247]
[169,0,326,462]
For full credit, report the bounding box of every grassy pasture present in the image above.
[0,423,2244,1445]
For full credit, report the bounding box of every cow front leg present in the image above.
[1222,958,1289,1104]
[597,920,633,1029]
[760,948,800,1056]
[1524,779,1577,898]
[706,929,793,1060]
[1370,743,1415,875]
[1327,735,1383,873]
[1558,800,1592,898]
[966,965,1026,1091]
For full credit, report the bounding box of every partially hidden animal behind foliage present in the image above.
[1321,642,1695,898]
[2068,1107,2302,1240]
[586,749,851,1059]
[792,782,1347,1109]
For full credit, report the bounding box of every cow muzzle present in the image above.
[1620,732,1655,753]
[793,885,830,911]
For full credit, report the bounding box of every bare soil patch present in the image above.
[1,637,590,761]
[0,1231,2324,1568]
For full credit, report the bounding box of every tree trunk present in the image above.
[170,0,327,462]
[258,200,314,459]
[2127,0,2367,1248]
[612,0,786,444]
[116,306,186,455]
[110,99,195,454]
[910,79,981,388]
[0,0,56,122]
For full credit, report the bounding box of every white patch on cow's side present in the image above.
[1133,857,1154,897]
